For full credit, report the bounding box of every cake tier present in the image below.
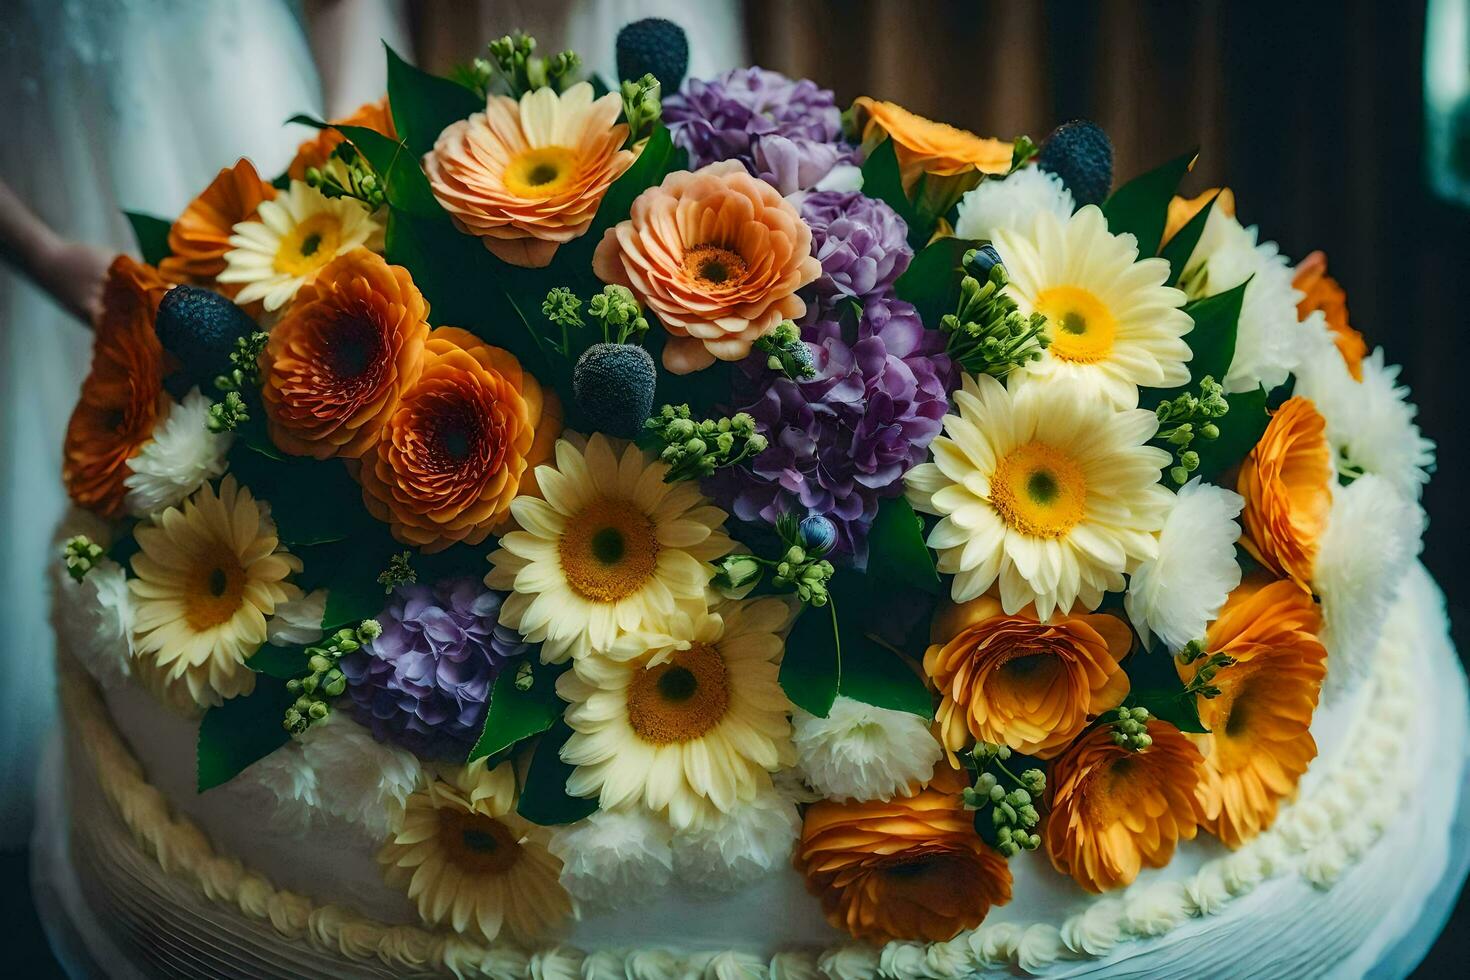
[48,563,1469,978]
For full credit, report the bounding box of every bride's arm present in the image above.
[303,0,412,118]
[0,179,112,326]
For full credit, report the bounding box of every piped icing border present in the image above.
[58,596,1417,980]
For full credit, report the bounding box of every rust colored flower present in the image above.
[158,159,276,290]
[1185,576,1326,848]
[1044,720,1203,892]
[261,249,429,459]
[1293,250,1367,381]
[1162,187,1235,246]
[358,327,561,552]
[63,256,171,517]
[424,82,634,268]
[924,595,1131,762]
[851,97,1012,192]
[593,161,821,374]
[795,765,1012,944]
[287,97,397,181]
[1236,396,1333,590]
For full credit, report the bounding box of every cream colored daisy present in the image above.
[906,373,1175,619]
[993,205,1193,408]
[379,759,573,944]
[129,476,301,706]
[486,433,735,663]
[218,180,382,311]
[557,598,796,830]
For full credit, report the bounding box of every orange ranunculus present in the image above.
[852,97,1012,186]
[357,327,561,552]
[63,257,171,517]
[424,82,634,268]
[288,97,397,181]
[1236,396,1332,590]
[1293,250,1367,381]
[158,159,276,290]
[795,765,1012,944]
[924,595,1131,762]
[593,161,821,374]
[1044,720,1203,893]
[261,249,429,459]
[1162,187,1235,246]
[1185,576,1326,848]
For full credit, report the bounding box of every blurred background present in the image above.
[3,0,1467,975]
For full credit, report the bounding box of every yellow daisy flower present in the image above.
[218,180,382,311]
[486,434,734,663]
[556,598,796,830]
[379,760,573,944]
[905,373,1174,619]
[129,476,301,706]
[993,205,1193,408]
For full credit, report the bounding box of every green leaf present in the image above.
[860,140,932,250]
[469,660,566,761]
[1180,278,1247,387]
[385,43,482,157]
[1102,149,1197,258]
[839,633,932,718]
[1123,646,1208,734]
[866,497,942,595]
[124,211,173,266]
[286,113,330,131]
[334,124,440,217]
[1128,688,1209,734]
[894,236,974,329]
[319,538,399,631]
[779,600,841,717]
[516,721,599,825]
[1159,190,1218,287]
[226,448,370,547]
[1193,386,1269,483]
[247,644,311,680]
[196,677,294,791]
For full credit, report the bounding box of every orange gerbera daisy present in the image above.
[261,249,429,459]
[158,159,275,291]
[424,82,634,268]
[925,596,1131,762]
[287,97,397,181]
[63,256,171,518]
[1236,396,1333,590]
[795,765,1012,944]
[1185,576,1326,848]
[851,97,1012,207]
[1162,187,1235,246]
[593,161,821,374]
[1044,720,1203,893]
[1293,251,1367,381]
[358,327,561,552]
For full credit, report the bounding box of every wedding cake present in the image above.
[40,19,1467,979]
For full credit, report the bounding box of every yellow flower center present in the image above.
[625,643,731,744]
[438,809,522,875]
[274,212,343,278]
[1034,285,1117,363]
[989,441,1087,539]
[183,548,247,631]
[504,146,579,198]
[558,496,660,603]
[683,244,748,288]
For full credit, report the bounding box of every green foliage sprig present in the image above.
[961,742,1046,858]
[754,320,815,379]
[376,551,417,594]
[1153,376,1230,485]
[62,535,105,582]
[1176,638,1236,700]
[620,73,662,147]
[1105,705,1154,751]
[541,284,649,358]
[304,144,386,211]
[486,32,581,98]
[207,331,269,433]
[642,404,768,482]
[712,512,835,607]
[941,249,1050,377]
[283,619,381,736]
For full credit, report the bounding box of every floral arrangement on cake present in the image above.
[53,19,1435,957]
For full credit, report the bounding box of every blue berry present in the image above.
[1038,120,1114,208]
[154,285,257,388]
[616,18,689,89]
[798,515,837,556]
[573,343,656,438]
[964,244,1004,279]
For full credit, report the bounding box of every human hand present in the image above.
[35,240,115,326]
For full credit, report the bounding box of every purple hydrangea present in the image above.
[709,298,956,564]
[800,191,913,301]
[752,135,857,197]
[665,67,849,185]
[339,578,532,760]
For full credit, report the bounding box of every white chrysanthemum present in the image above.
[1124,479,1244,651]
[1314,474,1425,694]
[791,695,941,802]
[906,373,1174,618]
[671,786,800,890]
[123,389,232,517]
[954,167,1074,243]
[1178,206,1304,393]
[1293,316,1436,500]
[547,806,674,909]
[219,180,382,311]
[266,588,328,647]
[54,559,135,690]
[993,205,1192,408]
[487,433,735,663]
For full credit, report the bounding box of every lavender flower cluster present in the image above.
[340,578,532,760]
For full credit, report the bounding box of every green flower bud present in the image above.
[307,701,329,721]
